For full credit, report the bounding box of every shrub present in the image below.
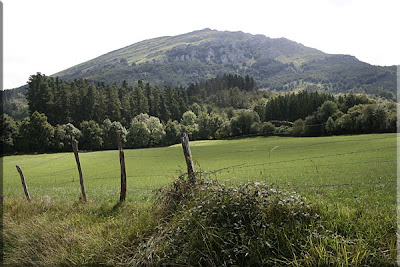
[261,122,275,135]
[274,125,293,136]
[137,179,320,266]
[230,109,261,136]
[79,120,104,150]
[292,118,305,136]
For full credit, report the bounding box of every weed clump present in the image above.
[137,179,320,266]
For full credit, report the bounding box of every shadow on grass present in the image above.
[97,201,125,217]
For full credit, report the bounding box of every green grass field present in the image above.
[2,133,397,265]
[3,133,396,203]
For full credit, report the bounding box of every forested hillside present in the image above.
[1,73,396,154]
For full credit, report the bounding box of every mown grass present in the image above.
[2,133,397,265]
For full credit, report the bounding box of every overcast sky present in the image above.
[2,0,399,89]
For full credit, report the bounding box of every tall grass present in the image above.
[2,134,397,265]
[3,178,396,266]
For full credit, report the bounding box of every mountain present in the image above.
[2,29,397,120]
[52,28,396,95]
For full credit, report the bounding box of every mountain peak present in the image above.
[51,29,395,93]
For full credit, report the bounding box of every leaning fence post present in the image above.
[72,139,87,202]
[116,130,127,202]
[181,132,196,183]
[16,165,31,201]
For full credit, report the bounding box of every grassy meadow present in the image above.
[2,133,397,265]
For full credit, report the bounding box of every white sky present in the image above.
[2,0,400,89]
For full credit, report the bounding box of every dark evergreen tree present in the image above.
[159,93,171,122]
[106,83,122,122]
[132,82,149,116]
[164,86,180,120]
[26,73,54,119]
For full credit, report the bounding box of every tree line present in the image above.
[0,73,396,154]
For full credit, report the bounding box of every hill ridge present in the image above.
[17,29,398,96]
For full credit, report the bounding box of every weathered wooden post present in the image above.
[72,139,87,202]
[181,132,196,183]
[15,165,31,201]
[116,130,127,202]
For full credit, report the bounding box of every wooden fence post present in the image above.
[72,139,87,202]
[116,130,127,202]
[181,133,196,183]
[15,165,31,201]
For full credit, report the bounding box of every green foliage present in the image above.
[144,180,320,266]
[102,119,127,149]
[317,100,340,121]
[133,176,395,266]
[337,93,372,113]
[264,90,335,122]
[106,83,122,122]
[273,125,293,136]
[126,116,149,148]
[335,104,393,134]
[261,121,275,135]
[53,123,82,151]
[197,112,224,140]
[216,120,232,138]
[5,71,396,153]
[146,84,162,118]
[325,117,335,135]
[188,74,256,99]
[181,110,197,126]
[292,118,305,137]
[128,121,150,148]
[132,81,149,116]
[0,114,18,153]
[26,73,54,121]
[79,120,104,150]
[190,102,203,116]
[16,111,54,152]
[180,111,199,139]
[164,120,181,146]
[196,112,212,139]
[230,109,261,136]
[126,113,165,148]
[147,116,166,146]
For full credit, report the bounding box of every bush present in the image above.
[137,179,320,266]
[164,120,181,146]
[0,114,18,153]
[16,111,54,152]
[79,120,104,150]
[261,122,275,135]
[292,118,305,136]
[274,125,293,136]
[53,123,81,151]
[132,178,393,266]
[230,109,261,136]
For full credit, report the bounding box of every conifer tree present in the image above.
[132,82,149,116]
